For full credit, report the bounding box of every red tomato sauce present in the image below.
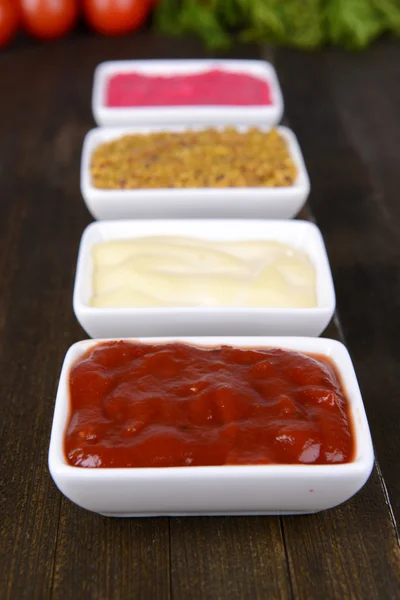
[106,69,272,107]
[65,342,355,468]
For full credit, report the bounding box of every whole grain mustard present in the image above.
[90,128,297,190]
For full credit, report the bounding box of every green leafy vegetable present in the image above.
[154,0,400,50]
[325,0,383,48]
[241,0,325,49]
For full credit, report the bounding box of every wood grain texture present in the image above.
[282,470,400,600]
[52,509,170,600]
[275,43,400,524]
[170,517,291,600]
[0,31,399,600]
[0,48,82,600]
[275,44,400,599]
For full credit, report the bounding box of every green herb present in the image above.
[155,0,400,50]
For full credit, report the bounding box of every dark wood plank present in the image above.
[275,42,400,522]
[170,517,291,600]
[0,47,82,600]
[282,469,400,600]
[52,509,170,600]
[275,43,400,598]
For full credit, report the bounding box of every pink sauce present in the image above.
[106,69,272,108]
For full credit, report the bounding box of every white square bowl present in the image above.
[80,125,310,220]
[92,59,284,127]
[48,336,374,517]
[72,219,335,338]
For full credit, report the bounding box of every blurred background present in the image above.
[2,0,400,52]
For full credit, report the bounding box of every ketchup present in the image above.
[106,69,272,108]
[65,342,355,468]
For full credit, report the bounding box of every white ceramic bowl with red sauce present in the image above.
[48,336,374,517]
[92,59,284,127]
[80,125,310,220]
[72,219,335,339]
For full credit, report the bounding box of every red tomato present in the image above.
[0,0,19,48]
[19,0,78,40]
[83,0,151,36]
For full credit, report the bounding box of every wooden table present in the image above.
[1,32,399,600]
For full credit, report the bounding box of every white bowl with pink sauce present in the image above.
[92,59,284,127]
[48,336,374,517]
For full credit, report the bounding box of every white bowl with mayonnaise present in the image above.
[72,219,335,338]
[80,125,309,220]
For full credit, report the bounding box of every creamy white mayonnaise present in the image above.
[90,236,317,308]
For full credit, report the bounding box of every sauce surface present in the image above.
[106,69,272,107]
[90,236,317,308]
[90,127,296,190]
[65,342,355,468]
